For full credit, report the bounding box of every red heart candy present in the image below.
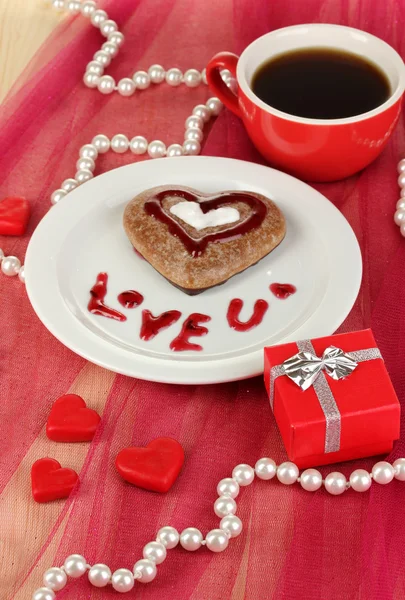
[115,438,185,493]
[31,458,79,503]
[46,394,101,442]
[0,196,30,236]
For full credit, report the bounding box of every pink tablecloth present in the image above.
[1,1,405,598]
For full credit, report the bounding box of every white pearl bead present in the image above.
[393,458,405,481]
[397,159,405,173]
[97,75,115,94]
[2,256,21,276]
[148,140,166,158]
[133,559,157,583]
[0,248,4,260]
[396,199,405,210]
[32,588,55,600]
[64,554,87,578]
[66,0,81,13]
[130,135,148,155]
[221,69,232,83]
[300,468,322,491]
[156,526,179,549]
[201,68,207,85]
[401,187,405,198]
[148,64,165,84]
[93,50,111,67]
[394,209,405,225]
[111,134,129,153]
[217,477,240,498]
[101,41,119,57]
[166,143,184,157]
[80,144,98,160]
[227,79,238,94]
[88,563,111,587]
[166,68,183,86]
[100,20,118,37]
[90,9,107,26]
[83,72,100,88]
[108,31,125,46]
[372,461,394,484]
[118,77,136,96]
[111,568,134,593]
[43,567,67,591]
[183,140,201,155]
[214,495,237,517]
[349,469,372,492]
[220,515,243,538]
[184,68,202,87]
[50,189,67,205]
[184,127,203,142]
[92,134,110,153]
[76,157,95,171]
[205,529,229,553]
[276,462,299,485]
[52,0,65,11]
[86,60,104,76]
[80,1,96,16]
[401,223,405,237]
[180,527,203,551]
[192,104,210,122]
[324,472,347,495]
[185,115,204,130]
[232,464,255,486]
[75,169,93,184]
[143,541,167,564]
[206,97,223,116]
[398,173,405,188]
[255,458,277,480]
[18,266,25,283]
[133,70,150,90]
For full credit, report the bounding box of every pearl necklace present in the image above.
[0,0,232,285]
[31,457,405,598]
[395,160,405,235]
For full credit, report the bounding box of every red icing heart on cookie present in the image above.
[31,458,79,503]
[115,437,185,493]
[144,188,267,256]
[0,196,30,236]
[46,394,101,442]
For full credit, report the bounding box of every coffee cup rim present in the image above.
[237,23,405,126]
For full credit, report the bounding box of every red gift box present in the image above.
[264,329,400,468]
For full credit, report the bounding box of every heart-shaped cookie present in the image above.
[31,458,79,503]
[115,437,185,493]
[0,196,30,236]
[123,185,285,294]
[46,394,101,442]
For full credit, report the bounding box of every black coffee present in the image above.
[252,48,391,119]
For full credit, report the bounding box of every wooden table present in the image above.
[0,0,62,102]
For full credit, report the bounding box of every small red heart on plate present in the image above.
[0,196,30,236]
[31,458,79,503]
[115,437,185,493]
[46,394,101,442]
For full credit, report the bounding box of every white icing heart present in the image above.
[169,201,240,231]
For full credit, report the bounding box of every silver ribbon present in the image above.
[269,341,382,453]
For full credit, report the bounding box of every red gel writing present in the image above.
[170,313,211,351]
[118,290,144,309]
[269,283,297,299]
[140,309,182,341]
[88,273,127,321]
[227,298,269,332]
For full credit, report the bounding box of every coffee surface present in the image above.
[252,47,391,119]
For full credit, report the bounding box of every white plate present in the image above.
[25,157,362,384]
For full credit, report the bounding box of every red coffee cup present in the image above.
[207,24,405,182]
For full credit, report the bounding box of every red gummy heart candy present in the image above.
[0,196,30,236]
[31,458,79,503]
[46,394,101,442]
[115,437,185,493]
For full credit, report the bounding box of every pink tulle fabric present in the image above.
[1,1,405,598]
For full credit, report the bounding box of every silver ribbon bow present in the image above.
[282,345,358,391]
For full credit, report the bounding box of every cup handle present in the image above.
[206,52,242,118]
